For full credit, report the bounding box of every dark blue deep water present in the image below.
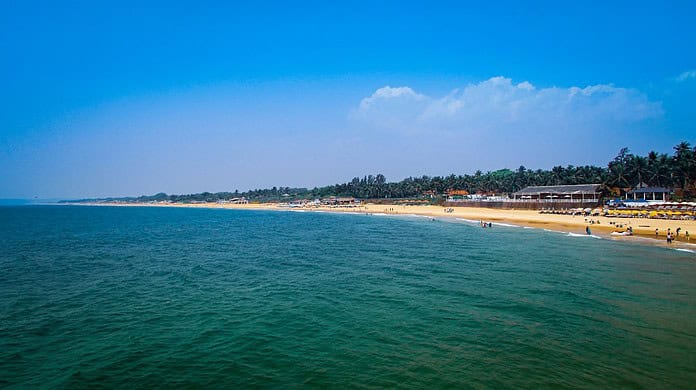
[1,206,695,388]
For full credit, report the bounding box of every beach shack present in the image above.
[512,184,602,202]
[322,197,359,206]
[626,186,672,201]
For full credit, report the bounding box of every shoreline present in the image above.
[68,202,696,252]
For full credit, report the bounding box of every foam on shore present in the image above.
[567,232,602,239]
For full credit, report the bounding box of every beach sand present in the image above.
[90,202,696,250]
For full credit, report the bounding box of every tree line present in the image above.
[67,141,696,203]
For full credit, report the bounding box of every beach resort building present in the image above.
[321,197,359,206]
[511,184,602,202]
[625,186,672,201]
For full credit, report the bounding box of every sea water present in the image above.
[1,206,694,388]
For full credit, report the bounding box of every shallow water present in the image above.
[1,206,694,388]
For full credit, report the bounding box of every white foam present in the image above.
[494,222,521,228]
[567,232,602,239]
[673,248,696,254]
[456,218,479,224]
[543,229,566,234]
[408,214,433,219]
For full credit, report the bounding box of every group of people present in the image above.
[663,227,690,244]
[480,221,493,228]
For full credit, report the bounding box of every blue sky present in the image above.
[1,1,695,198]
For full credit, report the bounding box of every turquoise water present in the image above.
[1,206,695,388]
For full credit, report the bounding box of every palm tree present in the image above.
[627,155,649,187]
[606,148,632,190]
[673,141,695,196]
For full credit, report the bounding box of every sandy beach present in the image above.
[92,201,696,250]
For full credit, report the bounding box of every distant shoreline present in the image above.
[61,201,696,253]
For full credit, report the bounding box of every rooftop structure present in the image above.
[626,186,672,201]
[512,184,602,201]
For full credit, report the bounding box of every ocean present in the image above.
[1,206,694,388]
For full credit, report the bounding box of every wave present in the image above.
[567,232,602,239]
[494,222,521,228]
[673,248,695,254]
[456,218,479,224]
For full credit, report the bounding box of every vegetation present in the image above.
[64,141,696,203]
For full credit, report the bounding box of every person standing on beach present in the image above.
[686,231,690,241]
[586,226,591,235]
[676,227,681,238]
[655,228,659,237]
[667,232,673,244]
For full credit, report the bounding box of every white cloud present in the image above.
[359,86,426,109]
[676,69,696,82]
[354,86,431,131]
[354,76,662,137]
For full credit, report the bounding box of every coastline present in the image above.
[72,202,696,252]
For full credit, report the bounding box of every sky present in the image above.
[1,1,695,198]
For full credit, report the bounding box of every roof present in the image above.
[513,184,601,195]
[628,187,672,194]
